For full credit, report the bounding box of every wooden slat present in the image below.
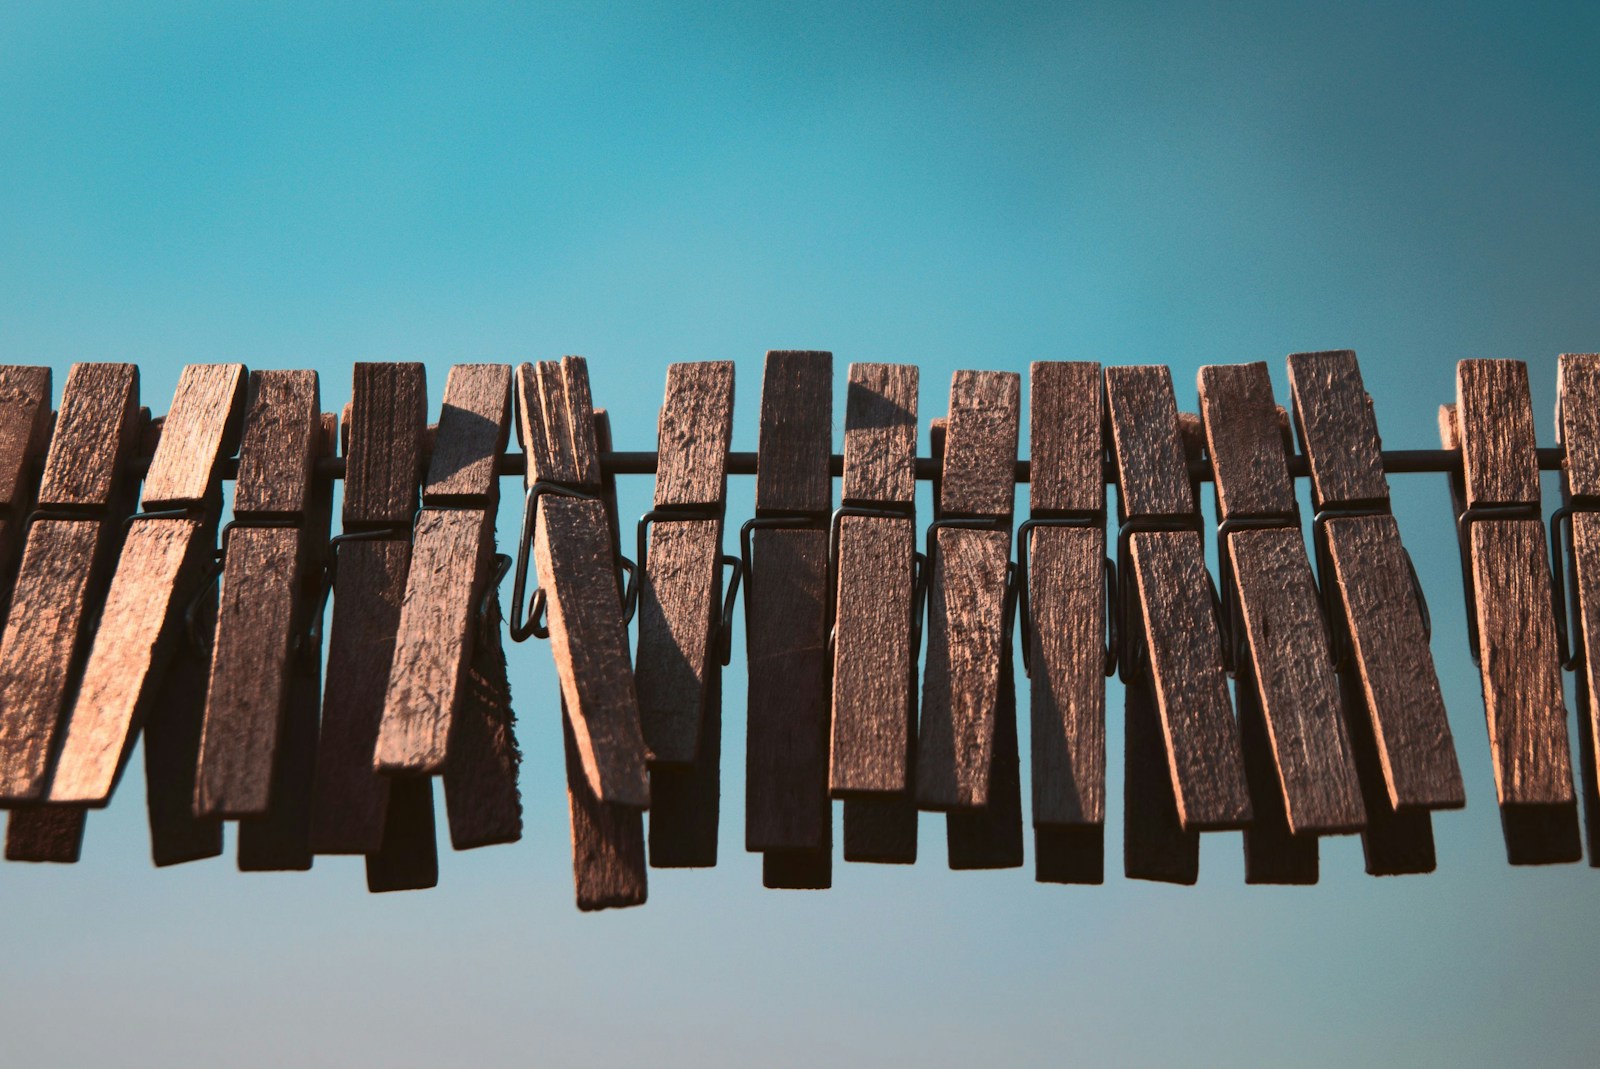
[516,358,648,806]
[1027,360,1106,884]
[48,363,247,805]
[310,363,427,858]
[915,370,1019,811]
[1198,363,1364,861]
[1557,353,1600,865]
[747,350,832,884]
[424,364,513,503]
[0,367,52,589]
[195,370,321,818]
[637,361,734,766]
[441,585,523,850]
[1447,361,1577,863]
[1106,365,1251,843]
[839,363,918,508]
[365,776,439,892]
[1287,350,1459,877]
[146,584,224,867]
[0,364,139,808]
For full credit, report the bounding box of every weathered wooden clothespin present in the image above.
[745,350,833,889]
[1023,361,1110,884]
[375,363,520,851]
[308,362,438,892]
[831,362,920,866]
[191,370,329,871]
[1555,353,1600,865]
[1106,364,1250,884]
[47,364,245,815]
[1287,350,1462,876]
[1441,359,1577,864]
[917,370,1023,870]
[636,361,735,868]
[1199,362,1365,885]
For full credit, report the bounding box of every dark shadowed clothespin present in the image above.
[1287,350,1462,876]
[1441,359,1577,864]
[308,362,438,892]
[1555,353,1600,865]
[832,362,920,865]
[1024,361,1109,885]
[191,370,328,870]
[637,361,735,868]
[375,363,521,851]
[745,350,833,889]
[917,370,1023,870]
[1199,361,1365,885]
[47,364,245,814]
[1106,364,1250,884]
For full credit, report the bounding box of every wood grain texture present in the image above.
[441,588,523,850]
[831,516,915,794]
[1029,361,1104,514]
[36,363,139,511]
[1286,351,1388,508]
[231,370,320,517]
[1198,363,1296,520]
[841,363,917,507]
[754,350,832,514]
[145,584,224,867]
[745,527,831,850]
[309,539,411,853]
[1104,366,1193,518]
[649,572,724,868]
[654,361,735,508]
[1457,360,1539,507]
[1558,354,1600,865]
[1028,525,1105,824]
[519,358,601,490]
[939,370,1020,517]
[424,364,512,503]
[374,507,489,772]
[1131,531,1252,829]
[946,643,1024,870]
[343,362,425,526]
[637,518,721,765]
[139,363,246,508]
[1237,668,1318,885]
[1559,353,1600,497]
[1339,662,1437,876]
[48,516,214,803]
[364,775,439,892]
[0,367,52,588]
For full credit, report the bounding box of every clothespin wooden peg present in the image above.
[1555,353,1600,864]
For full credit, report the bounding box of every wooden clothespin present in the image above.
[191,370,328,871]
[46,364,245,813]
[636,361,735,868]
[1287,350,1462,876]
[308,362,438,892]
[745,350,833,889]
[375,364,521,851]
[1106,365,1250,884]
[917,370,1023,870]
[1442,359,1577,863]
[832,362,920,865]
[1023,361,1110,884]
[1556,353,1600,865]
[1198,362,1365,885]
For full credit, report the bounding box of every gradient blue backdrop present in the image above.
[3,3,1598,1066]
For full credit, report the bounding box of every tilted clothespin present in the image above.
[1022,362,1111,884]
[1442,359,1578,864]
[1287,350,1462,876]
[831,363,920,865]
[744,350,833,889]
[636,361,736,868]
[916,370,1023,870]
[47,364,245,817]
[1106,365,1251,884]
[1198,361,1365,885]
[308,362,438,892]
[375,364,521,851]
[1555,354,1600,865]
[191,370,329,870]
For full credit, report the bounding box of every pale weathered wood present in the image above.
[1286,350,1388,509]
[139,364,246,509]
[1199,362,1364,840]
[916,370,1019,811]
[636,360,735,766]
[424,364,512,502]
[231,370,320,517]
[36,363,139,511]
[754,351,832,514]
[1105,365,1193,518]
[654,361,735,508]
[1026,360,1106,885]
[343,363,426,527]
[832,361,918,799]
[1557,353,1600,865]
[1449,362,1576,863]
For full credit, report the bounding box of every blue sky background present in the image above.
[3,2,1599,1066]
